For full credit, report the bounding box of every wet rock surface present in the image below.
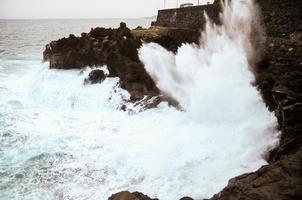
[210,148,302,200]
[209,0,302,199]
[256,37,302,162]
[108,33,302,196]
[43,23,154,101]
[106,34,302,200]
[108,191,158,200]
[84,69,106,84]
[43,23,199,103]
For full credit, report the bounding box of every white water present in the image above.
[0,2,279,200]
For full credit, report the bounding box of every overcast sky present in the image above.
[0,0,214,19]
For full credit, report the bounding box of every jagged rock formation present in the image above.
[43,23,199,103]
[43,23,156,101]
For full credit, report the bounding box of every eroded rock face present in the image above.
[43,23,199,102]
[255,37,302,162]
[43,23,156,101]
[132,26,200,53]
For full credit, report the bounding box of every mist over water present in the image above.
[140,0,256,113]
[0,2,279,200]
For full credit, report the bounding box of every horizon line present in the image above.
[0,16,157,20]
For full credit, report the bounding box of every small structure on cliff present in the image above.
[180,3,193,8]
[152,0,220,29]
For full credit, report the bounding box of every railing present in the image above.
[164,0,212,9]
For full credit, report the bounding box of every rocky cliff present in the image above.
[209,1,302,199]
[43,24,199,108]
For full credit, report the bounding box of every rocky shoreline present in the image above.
[42,0,302,199]
[43,23,198,110]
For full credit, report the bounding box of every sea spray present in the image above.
[137,0,279,196]
[139,0,258,114]
[1,63,278,200]
[0,2,280,200]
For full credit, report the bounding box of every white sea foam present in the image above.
[0,1,279,200]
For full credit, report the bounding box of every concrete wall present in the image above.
[152,4,220,30]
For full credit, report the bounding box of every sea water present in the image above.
[0,5,279,200]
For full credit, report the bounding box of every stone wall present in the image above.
[152,4,220,29]
[153,0,302,39]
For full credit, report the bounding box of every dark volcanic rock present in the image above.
[43,34,98,69]
[255,37,302,164]
[179,197,194,200]
[116,22,132,38]
[108,191,158,200]
[43,23,158,101]
[89,27,114,38]
[211,147,302,200]
[256,0,302,39]
[132,26,200,53]
[43,23,199,103]
[84,69,106,84]
[209,1,302,199]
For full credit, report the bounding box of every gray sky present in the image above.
[0,0,214,19]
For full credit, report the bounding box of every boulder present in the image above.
[84,69,106,84]
[108,191,157,200]
[179,197,194,200]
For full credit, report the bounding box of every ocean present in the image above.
[0,11,279,200]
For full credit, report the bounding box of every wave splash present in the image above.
[140,0,257,116]
[137,0,279,196]
[0,1,279,200]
